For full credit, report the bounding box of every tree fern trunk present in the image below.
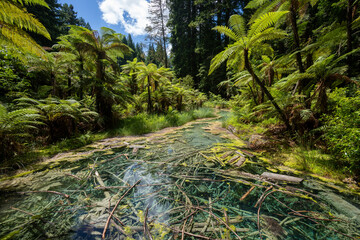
[290,2,304,74]
[147,78,152,113]
[347,0,354,75]
[244,49,291,130]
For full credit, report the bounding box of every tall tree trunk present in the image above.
[51,72,56,96]
[67,68,72,97]
[96,58,113,127]
[290,0,305,95]
[244,49,291,130]
[347,0,354,75]
[290,1,304,74]
[78,59,84,100]
[159,0,168,68]
[147,78,153,113]
[248,83,258,106]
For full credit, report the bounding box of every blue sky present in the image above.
[58,0,149,44]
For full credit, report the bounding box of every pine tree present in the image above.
[145,0,169,67]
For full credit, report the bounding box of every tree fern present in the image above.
[228,14,247,38]
[0,104,43,160]
[210,12,291,129]
[248,11,288,37]
[0,0,50,56]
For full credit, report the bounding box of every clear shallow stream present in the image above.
[0,111,359,239]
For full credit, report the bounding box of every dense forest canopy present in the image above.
[0,0,360,180]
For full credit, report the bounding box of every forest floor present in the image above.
[0,109,359,239]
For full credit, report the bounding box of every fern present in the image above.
[248,11,288,37]
[0,0,50,56]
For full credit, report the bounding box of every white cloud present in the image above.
[98,0,150,36]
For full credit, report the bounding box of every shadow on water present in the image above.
[0,110,359,239]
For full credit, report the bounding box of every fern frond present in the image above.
[275,72,314,90]
[248,11,288,37]
[209,43,241,75]
[248,28,287,47]
[245,0,269,9]
[0,23,46,56]
[249,1,281,23]
[212,26,238,41]
[9,0,49,7]
[0,1,50,39]
[228,15,246,38]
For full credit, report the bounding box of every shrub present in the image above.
[322,88,360,175]
[0,104,42,161]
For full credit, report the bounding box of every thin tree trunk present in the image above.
[290,2,304,74]
[147,78,152,113]
[78,59,84,100]
[290,0,305,95]
[67,68,72,97]
[244,49,291,130]
[159,0,168,68]
[248,83,258,105]
[51,72,56,96]
[347,0,354,75]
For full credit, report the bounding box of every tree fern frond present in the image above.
[249,1,281,23]
[248,11,288,38]
[248,28,287,47]
[228,15,246,38]
[353,16,360,29]
[275,72,314,90]
[0,1,50,39]
[209,44,241,75]
[330,48,360,66]
[9,0,49,7]
[212,26,238,41]
[233,71,252,86]
[246,0,269,9]
[227,48,245,71]
[0,23,46,57]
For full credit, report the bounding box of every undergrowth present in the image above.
[223,110,347,181]
[112,108,215,136]
[2,108,215,172]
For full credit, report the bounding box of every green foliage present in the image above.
[0,103,42,161]
[16,97,98,142]
[322,88,360,174]
[113,108,214,136]
[0,49,31,98]
[0,0,50,56]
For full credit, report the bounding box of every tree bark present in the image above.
[289,0,305,95]
[159,0,168,68]
[51,72,56,96]
[147,78,153,113]
[290,1,304,74]
[67,68,72,97]
[346,0,354,75]
[244,49,291,130]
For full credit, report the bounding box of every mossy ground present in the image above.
[223,113,359,191]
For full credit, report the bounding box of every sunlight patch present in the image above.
[98,0,149,35]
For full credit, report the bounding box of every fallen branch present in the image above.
[261,172,303,184]
[257,190,278,240]
[19,190,69,198]
[240,186,255,201]
[144,207,153,240]
[271,196,357,240]
[95,171,111,198]
[102,179,141,239]
[64,173,82,180]
[170,227,213,240]
[192,206,242,240]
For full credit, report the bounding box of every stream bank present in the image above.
[0,110,359,239]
